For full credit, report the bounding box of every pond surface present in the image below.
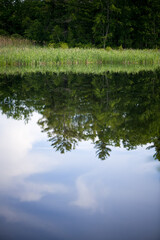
[0,70,160,240]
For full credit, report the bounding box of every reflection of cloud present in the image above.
[10,182,68,202]
[0,205,23,222]
[72,177,97,210]
[71,146,159,212]
[0,113,67,202]
[71,174,109,211]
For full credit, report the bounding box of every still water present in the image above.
[0,70,160,240]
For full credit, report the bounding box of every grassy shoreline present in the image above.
[0,45,160,67]
[0,36,160,72]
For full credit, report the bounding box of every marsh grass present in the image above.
[0,36,160,68]
[0,36,34,48]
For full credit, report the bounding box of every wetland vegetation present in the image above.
[0,36,160,68]
[0,1,160,69]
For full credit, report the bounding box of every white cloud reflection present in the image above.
[0,112,159,212]
[71,146,159,212]
[0,113,67,202]
[72,177,97,210]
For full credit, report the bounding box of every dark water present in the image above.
[0,70,160,240]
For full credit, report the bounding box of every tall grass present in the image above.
[0,36,160,68]
[0,35,35,47]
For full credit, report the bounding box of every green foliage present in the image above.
[49,25,64,43]
[24,20,45,42]
[117,45,123,50]
[48,42,56,48]
[48,42,69,48]
[0,0,160,48]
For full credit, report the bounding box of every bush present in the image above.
[59,42,69,49]
[48,42,56,48]
[0,29,8,36]
[118,45,123,50]
[49,42,69,48]
[105,46,112,51]
[11,33,23,39]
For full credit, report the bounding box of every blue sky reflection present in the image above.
[0,112,160,240]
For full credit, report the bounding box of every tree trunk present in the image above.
[103,1,110,49]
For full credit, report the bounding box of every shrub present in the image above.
[48,42,56,48]
[106,46,112,51]
[59,42,69,49]
[0,29,8,36]
[11,34,23,39]
[118,45,123,50]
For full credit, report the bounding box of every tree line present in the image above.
[0,0,160,48]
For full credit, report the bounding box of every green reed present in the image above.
[0,37,160,67]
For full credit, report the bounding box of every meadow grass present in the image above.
[0,36,160,70]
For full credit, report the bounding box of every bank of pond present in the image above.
[1,46,160,67]
[0,37,160,67]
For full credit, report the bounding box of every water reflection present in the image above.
[0,70,160,160]
[0,112,159,239]
[0,70,160,239]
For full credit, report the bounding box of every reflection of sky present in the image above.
[0,112,160,240]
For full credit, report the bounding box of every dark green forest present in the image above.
[0,0,160,48]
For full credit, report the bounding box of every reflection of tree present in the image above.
[94,140,111,160]
[0,70,160,160]
[49,135,77,153]
[147,136,160,161]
